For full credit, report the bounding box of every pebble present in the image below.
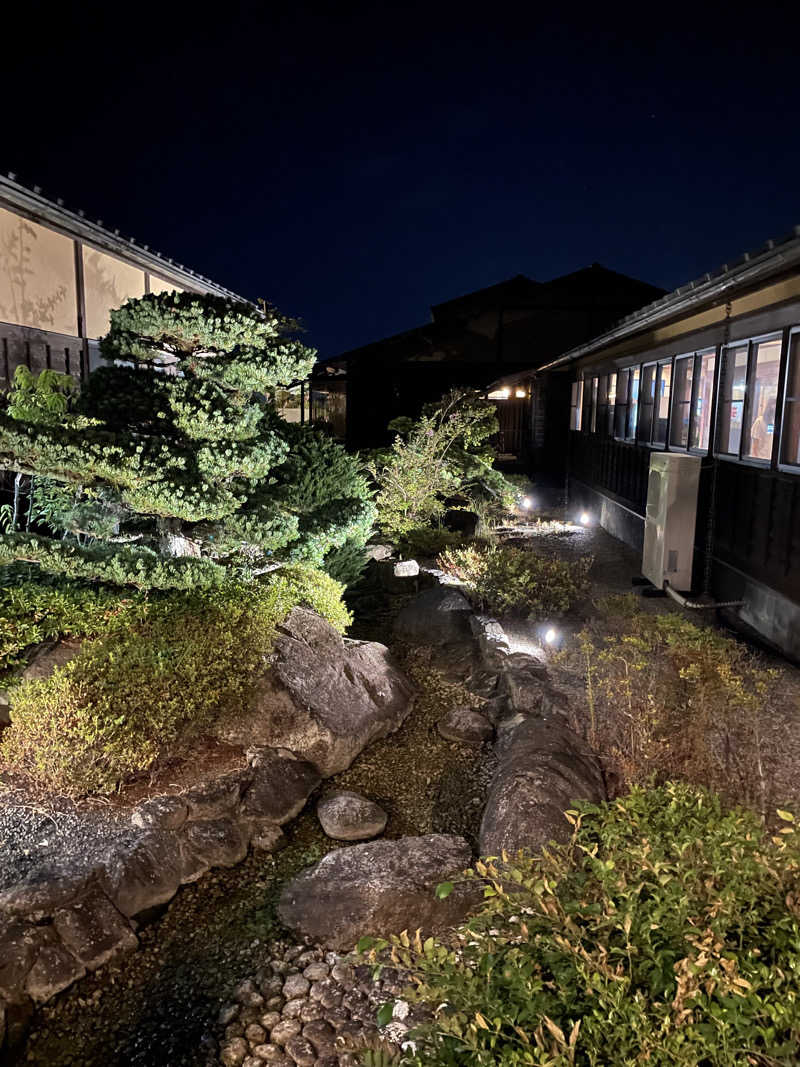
[271,1018,302,1046]
[282,973,311,999]
[284,1034,317,1066]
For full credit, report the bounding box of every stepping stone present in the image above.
[437,707,494,743]
[316,791,388,841]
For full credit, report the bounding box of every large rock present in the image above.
[316,791,387,841]
[241,748,321,824]
[19,639,83,685]
[479,712,605,857]
[218,608,414,776]
[393,586,473,646]
[437,707,493,744]
[97,830,186,919]
[277,834,477,950]
[52,890,137,971]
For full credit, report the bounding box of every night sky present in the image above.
[5,3,800,358]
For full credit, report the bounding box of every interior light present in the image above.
[544,627,558,645]
[488,387,512,400]
[579,512,591,526]
[515,388,527,398]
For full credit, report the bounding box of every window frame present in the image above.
[668,347,717,454]
[569,379,584,431]
[714,331,784,467]
[778,327,800,472]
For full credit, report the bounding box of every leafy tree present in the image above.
[0,292,374,588]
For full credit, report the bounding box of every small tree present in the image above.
[0,292,374,589]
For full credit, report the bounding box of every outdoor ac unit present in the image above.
[642,453,701,592]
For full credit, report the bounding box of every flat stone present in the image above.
[392,559,419,577]
[25,937,85,1003]
[131,795,188,831]
[0,921,42,1001]
[52,889,137,970]
[278,834,479,951]
[316,792,387,841]
[437,707,493,744]
[98,830,184,919]
[182,817,248,873]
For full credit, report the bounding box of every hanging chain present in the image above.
[702,299,731,594]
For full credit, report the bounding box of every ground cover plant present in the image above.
[362,783,800,1066]
[2,564,349,794]
[438,542,592,618]
[574,595,787,815]
[0,292,374,590]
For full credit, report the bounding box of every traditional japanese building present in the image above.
[0,173,246,387]
[490,224,800,660]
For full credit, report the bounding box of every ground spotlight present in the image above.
[579,512,591,526]
[520,496,532,510]
[544,627,558,645]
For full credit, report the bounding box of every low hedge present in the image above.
[365,783,800,1066]
[2,565,350,794]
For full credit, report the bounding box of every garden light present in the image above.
[520,496,532,510]
[579,512,591,526]
[544,627,558,645]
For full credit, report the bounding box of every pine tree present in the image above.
[0,291,374,589]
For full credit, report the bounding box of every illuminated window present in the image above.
[670,356,693,448]
[614,369,629,438]
[0,206,78,335]
[606,372,617,435]
[569,380,583,431]
[717,344,748,455]
[653,361,672,445]
[590,377,598,432]
[487,387,511,400]
[627,366,640,439]
[781,332,800,467]
[743,338,781,461]
[83,246,145,338]
[690,350,716,451]
[638,363,656,442]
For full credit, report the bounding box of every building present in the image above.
[310,266,664,452]
[0,173,246,387]
[490,224,800,660]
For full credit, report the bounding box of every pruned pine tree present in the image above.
[0,292,374,589]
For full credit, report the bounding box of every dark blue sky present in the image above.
[6,2,800,357]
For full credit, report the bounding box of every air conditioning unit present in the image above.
[642,452,701,592]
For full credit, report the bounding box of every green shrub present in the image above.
[575,596,785,815]
[0,578,137,676]
[368,784,800,1066]
[2,565,350,794]
[438,543,592,618]
[398,526,466,559]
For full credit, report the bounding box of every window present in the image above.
[653,361,672,445]
[717,336,781,462]
[690,350,716,451]
[743,337,781,461]
[638,363,656,442]
[590,377,599,432]
[670,356,693,448]
[597,376,608,435]
[0,206,78,335]
[615,369,629,438]
[606,372,617,435]
[627,366,640,439]
[148,274,184,295]
[781,332,800,467]
[570,380,583,430]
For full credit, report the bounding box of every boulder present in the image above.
[393,586,472,645]
[437,707,493,744]
[52,889,137,971]
[182,772,244,820]
[97,830,186,919]
[277,834,477,950]
[218,609,414,777]
[374,558,420,593]
[181,818,249,876]
[19,638,83,685]
[316,791,387,841]
[365,544,394,562]
[241,748,321,824]
[479,712,605,857]
[24,933,86,1003]
[131,795,188,831]
[0,921,41,1002]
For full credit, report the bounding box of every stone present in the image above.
[219,1004,241,1025]
[282,973,310,999]
[277,834,478,950]
[253,1050,293,1067]
[245,821,287,852]
[392,559,419,578]
[24,938,85,1003]
[470,615,512,667]
[299,999,322,1022]
[220,1037,249,1066]
[443,508,479,537]
[245,1022,267,1045]
[282,997,305,1019]
[316,792,387,841]
[241,749,321,824]
[0,921,42,1001]
[302,961,329,981]
[271,1018,302,1046]
[182,772,244,820]
[437,707,493,744]
[19,638,82,684]
[235,979,262,1004]
[479,712,606,856]
[393,586,473,645]
[219,608,414,776]
[0,869,91,922]
[131,795,188,831]
[52,889,137,970]
[259,1010,281,1031]
[182,817,248,874]
[302,1018,335,1054]
[284,1034,316,1066]
[365,544,394,562]
[97,830,184,919]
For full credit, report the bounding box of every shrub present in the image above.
[438,543,592,618]
[398,526,466,559]
[576,596,785,815]
[367,784,800,1066]
[0,578,137,676]
[2,564,350,794]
